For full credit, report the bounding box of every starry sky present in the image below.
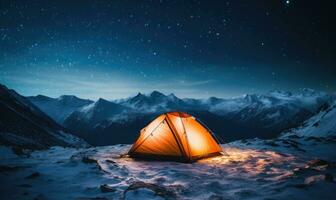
[0,0,335,99]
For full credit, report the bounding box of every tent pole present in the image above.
[165,114,188,160]
[129,119,165,154]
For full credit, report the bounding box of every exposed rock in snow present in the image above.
[25,172,40,179]
[124,181,176,199]
[100,184,116,193]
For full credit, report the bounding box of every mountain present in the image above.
[282,100,336,138]
[65,98,132,124]
[63,98,139,145]
[118,91,189,112]
[205,90,333,138]
[61,90,334,145]
[0,84,88,149]
[63,91,213,145]
[27,95,93,123]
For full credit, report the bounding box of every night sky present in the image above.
[0,0,335,99]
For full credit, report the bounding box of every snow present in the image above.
[207,89,334,116]
[1,138,335,200]
[53,131,90,148]
[282,102,336,138]
[266,110,281,119]
[27,95,93,123]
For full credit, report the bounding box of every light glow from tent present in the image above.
[187,130,208,155]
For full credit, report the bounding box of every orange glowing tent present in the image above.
[128,112,223,162]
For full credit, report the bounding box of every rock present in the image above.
[293,167,317,176]
[81,156,108,172]
[25,172,40,179]
[105,159,116,164]
[33,194,47,200]
[11,146,28,156]
[293,183,308,189]
[240,139,247,143]
[287,135,301,139]
[325,173,334,182]
[281,139,306,152]
[119,154,130,159]
[264,141,279,147]
[100,184,116,193]
[307,159,329,167]
[124,181,176,199]
[82,157,98,164]
[154,177,166,184]
[305,136,323,142]
[208,194,225,200]
[0,165,21,172]
[234,189,257,197]
[20,184,32,188]
[304,175,325,185]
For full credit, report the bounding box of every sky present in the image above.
[0,0,335,99]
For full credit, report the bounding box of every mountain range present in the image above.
[0,84,88,149]
[27,88,335,145]
[27,94,93,123]
[282,100,336,139]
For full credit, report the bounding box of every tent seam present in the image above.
[179,112,191,159]
[129,119,165,153]
[164,115,186,159]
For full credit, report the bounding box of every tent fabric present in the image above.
[128,112,223,162]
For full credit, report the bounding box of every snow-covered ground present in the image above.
[1,138,335,200]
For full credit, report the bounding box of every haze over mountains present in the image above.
[27,88,335,146]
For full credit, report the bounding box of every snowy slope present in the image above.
[1,88,335,199]
[0,140,335,200]
[66,98,133,124]
[282,101,336,138]
[0,84,88,149]
[27,95,93,123]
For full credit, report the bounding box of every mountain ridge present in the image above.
[60,89,335,145]
[0,84,88,149]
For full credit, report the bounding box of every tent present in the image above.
[128,112,223,162]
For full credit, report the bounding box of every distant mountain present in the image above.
[27,95,93,123]
[63,98,145,145]
[206,90,332,129]
[0,84,88,149]
[60,90,334,145]
[65,98,132,125]
[118,91,189,112]
[282,100,336,138]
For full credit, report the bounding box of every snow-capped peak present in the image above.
[150,90,166,98]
